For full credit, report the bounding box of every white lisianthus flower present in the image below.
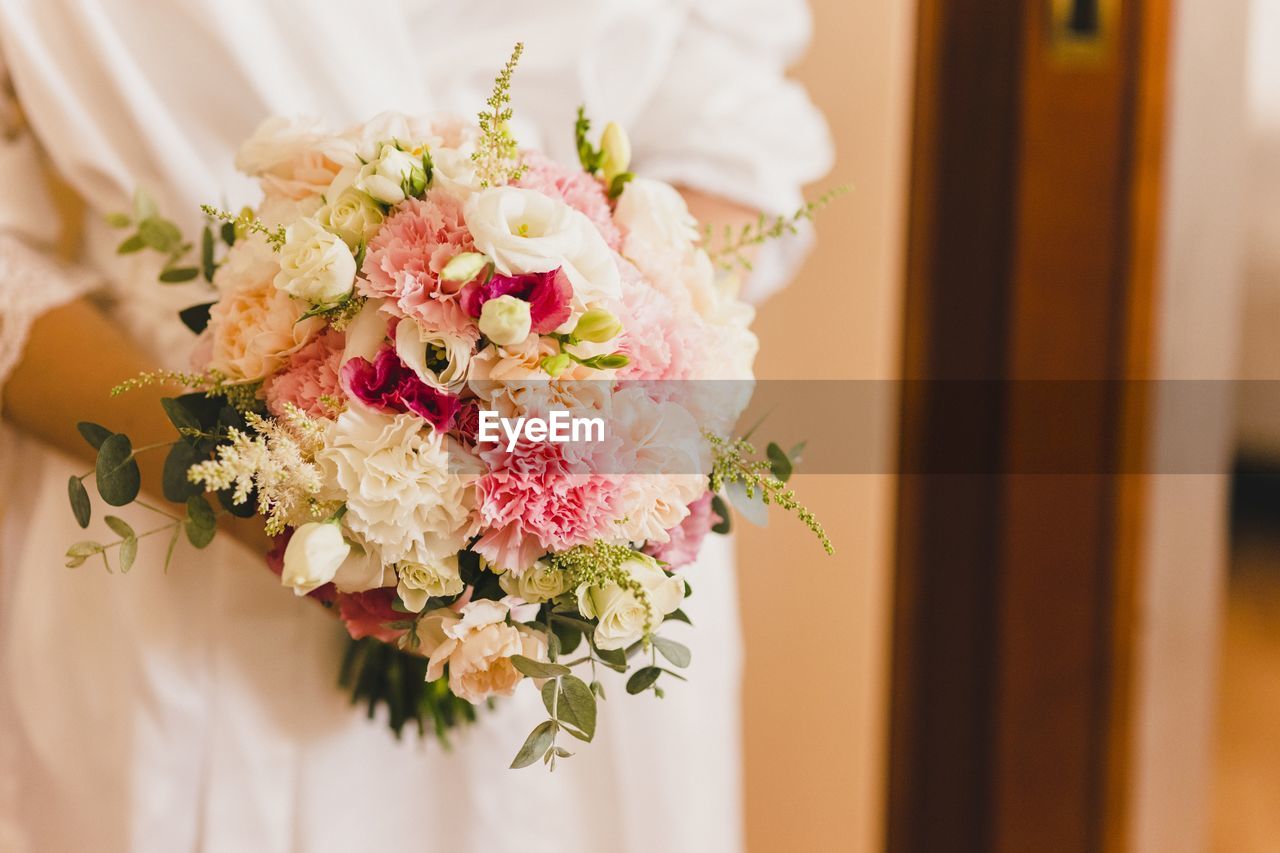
[273,218,357,304]
[576,554,685,650]
[417,598,548,704]
[394,317,473,392]
[614,177,700,255]
[396,554,465,612]
[281,521,350,595]
[318,408,480,564]
[464,187,621,313]
[319,179,384,249]
[498,560,569,604]
[354,142,426,205]
[478,295,532,346]
[331,538,393,593]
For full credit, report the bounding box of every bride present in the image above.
[0,3,830,851]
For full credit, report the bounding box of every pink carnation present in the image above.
[517,151,623,250]
[473,440,622,573]
[644,493,721,570]
[614,261,706,381]
[262,330,345,418]
[359,190,475,334]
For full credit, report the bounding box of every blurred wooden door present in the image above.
[888,1,1169,852]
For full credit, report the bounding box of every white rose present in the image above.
[273,218,356,304]
[394,317,473,392]
[614,177,700,255]
[318,407,479,564]
[354,142,426,205]
[498,560,569,604]
[576,554,685,650]
[331,538,393,593]
[319,181,384,249]
[281,521,350,596]
[478,295,531,346]
[396,554,465,612]
[464,187,621,316]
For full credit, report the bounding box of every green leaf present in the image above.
[767,441,793,482]
[652,636,691,669]
[139,216,182,251]
[179,302,214,334]
[76,421,113,449]
[104,211,132,228]
[590,680,606,701]
[163,524,181,573]
[201,225,216,281]
[66,541,102,558]
[133,187,158,222]
[541,679,558,717]
[510,720,556,769]
[162,441,204,502]
[710,495,732,535]
[161,397,202,434]
[557,675,597,740]
[116,234,146,255]
[119,534,138,573]
[510,655,571,679]
[220,221,237,247]
[103,515,134,539]
[158,266,200,283]
[95,433,141,507]
[607,171,634,200]
[665,608,692,626]
[594,645,627,671]
[788,440,807,466]
[726,480,768,527]
[68,476,91,528]
[184,495,216,549]
[626,666,662,695]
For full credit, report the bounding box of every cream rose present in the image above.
[396,554,465,612]
[576,554,684,650]
[281,521,350,595]
[319,181,384,249]
[273,217,357,304]
[418,598,548,704]
[478,295,532,346]
[615,177,700,255]
[318,408,479,564]
[498,560,569,604]
[354,142,427,205]
[464,187,621,315]
[207,238,324,380]
[394,317,473,392]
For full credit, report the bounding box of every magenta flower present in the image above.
[459,268,572,335]
[341,347,461,431]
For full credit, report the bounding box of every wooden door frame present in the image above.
[887,1,1170,851]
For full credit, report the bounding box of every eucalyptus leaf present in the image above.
[626,666,662,695]
[162,441,204,502]
[68,476,91,528]
[510,655,570,679]
[557,675,597,740]
[220,221,237,247]
[593,645,627,671]
[119,535,138,573]
[725,479,768,527]
[509,720,556,769]
[541,679,558,717]
[159,266,200,283]
[710,494,732,535]
[651,636,692,669]
[788,440,808,466]
[163,525,181,573]
[161,397,202,434]
[766,441,793,482]
[95,433,141,507]
[76,421,113,449]
[116,234,146,255]
[103,515,135,540]
[139,217,181,251]
[178,302,214,334]
[184,495,216,549]
[201,225,216,281]
[133,187,158,221]
[665,608,692,626]
[104,211,132,228]
[66,541,102,558]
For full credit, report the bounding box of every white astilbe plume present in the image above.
[188,404,338,534]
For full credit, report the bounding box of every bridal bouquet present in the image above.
[65,45,833,768]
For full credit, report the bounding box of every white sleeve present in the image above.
[627,0,835,301]
[0,49,96,398]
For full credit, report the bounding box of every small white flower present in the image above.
[354,142,426,205]
[273,218,356,304]
[318,181,384,249]
[498,560,569,604]
[478,295,532,346]
[576,554,685,651]
[281,521,350,596]
[394,317,473,392]
[396,554,465,612]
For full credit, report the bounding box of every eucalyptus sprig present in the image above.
[704,186,850,272]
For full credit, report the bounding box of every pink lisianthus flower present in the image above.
[262,329,345,418]
[341,347,461,431]
[337,588,407,643]
[517,151,623,250]
[473,439,622,574]
[359,190,476,334]
[644,493,722,570]
[458,268,572,335]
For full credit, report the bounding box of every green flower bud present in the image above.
[573,307,623,343]
[591,353,630,370]
[540,352,573,377]
[440,252,489,284]
[599,121,632,184]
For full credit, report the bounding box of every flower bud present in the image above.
[599,122,632,183]
[281,521,351,596]
[540,352,573,377]
[478,295,532,346]
[440,252,489,284]
[573,307,623,343]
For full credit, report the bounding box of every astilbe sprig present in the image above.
[706,432,835,555]
[186,404,337,535]
[472,42,527,188]
[199,204,286,250]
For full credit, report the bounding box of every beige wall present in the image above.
[737,2,915,851]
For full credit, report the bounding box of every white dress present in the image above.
[0,2,831,851]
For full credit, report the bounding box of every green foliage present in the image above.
[626,666,661,694]
[510,660,599,770]
[68,476,91,528]
[704,186,850,272]
[95,433,141,507]
[76,421,113,449]
[651,636,691,669]
[184,495,216,548]
[574,105,604,174]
